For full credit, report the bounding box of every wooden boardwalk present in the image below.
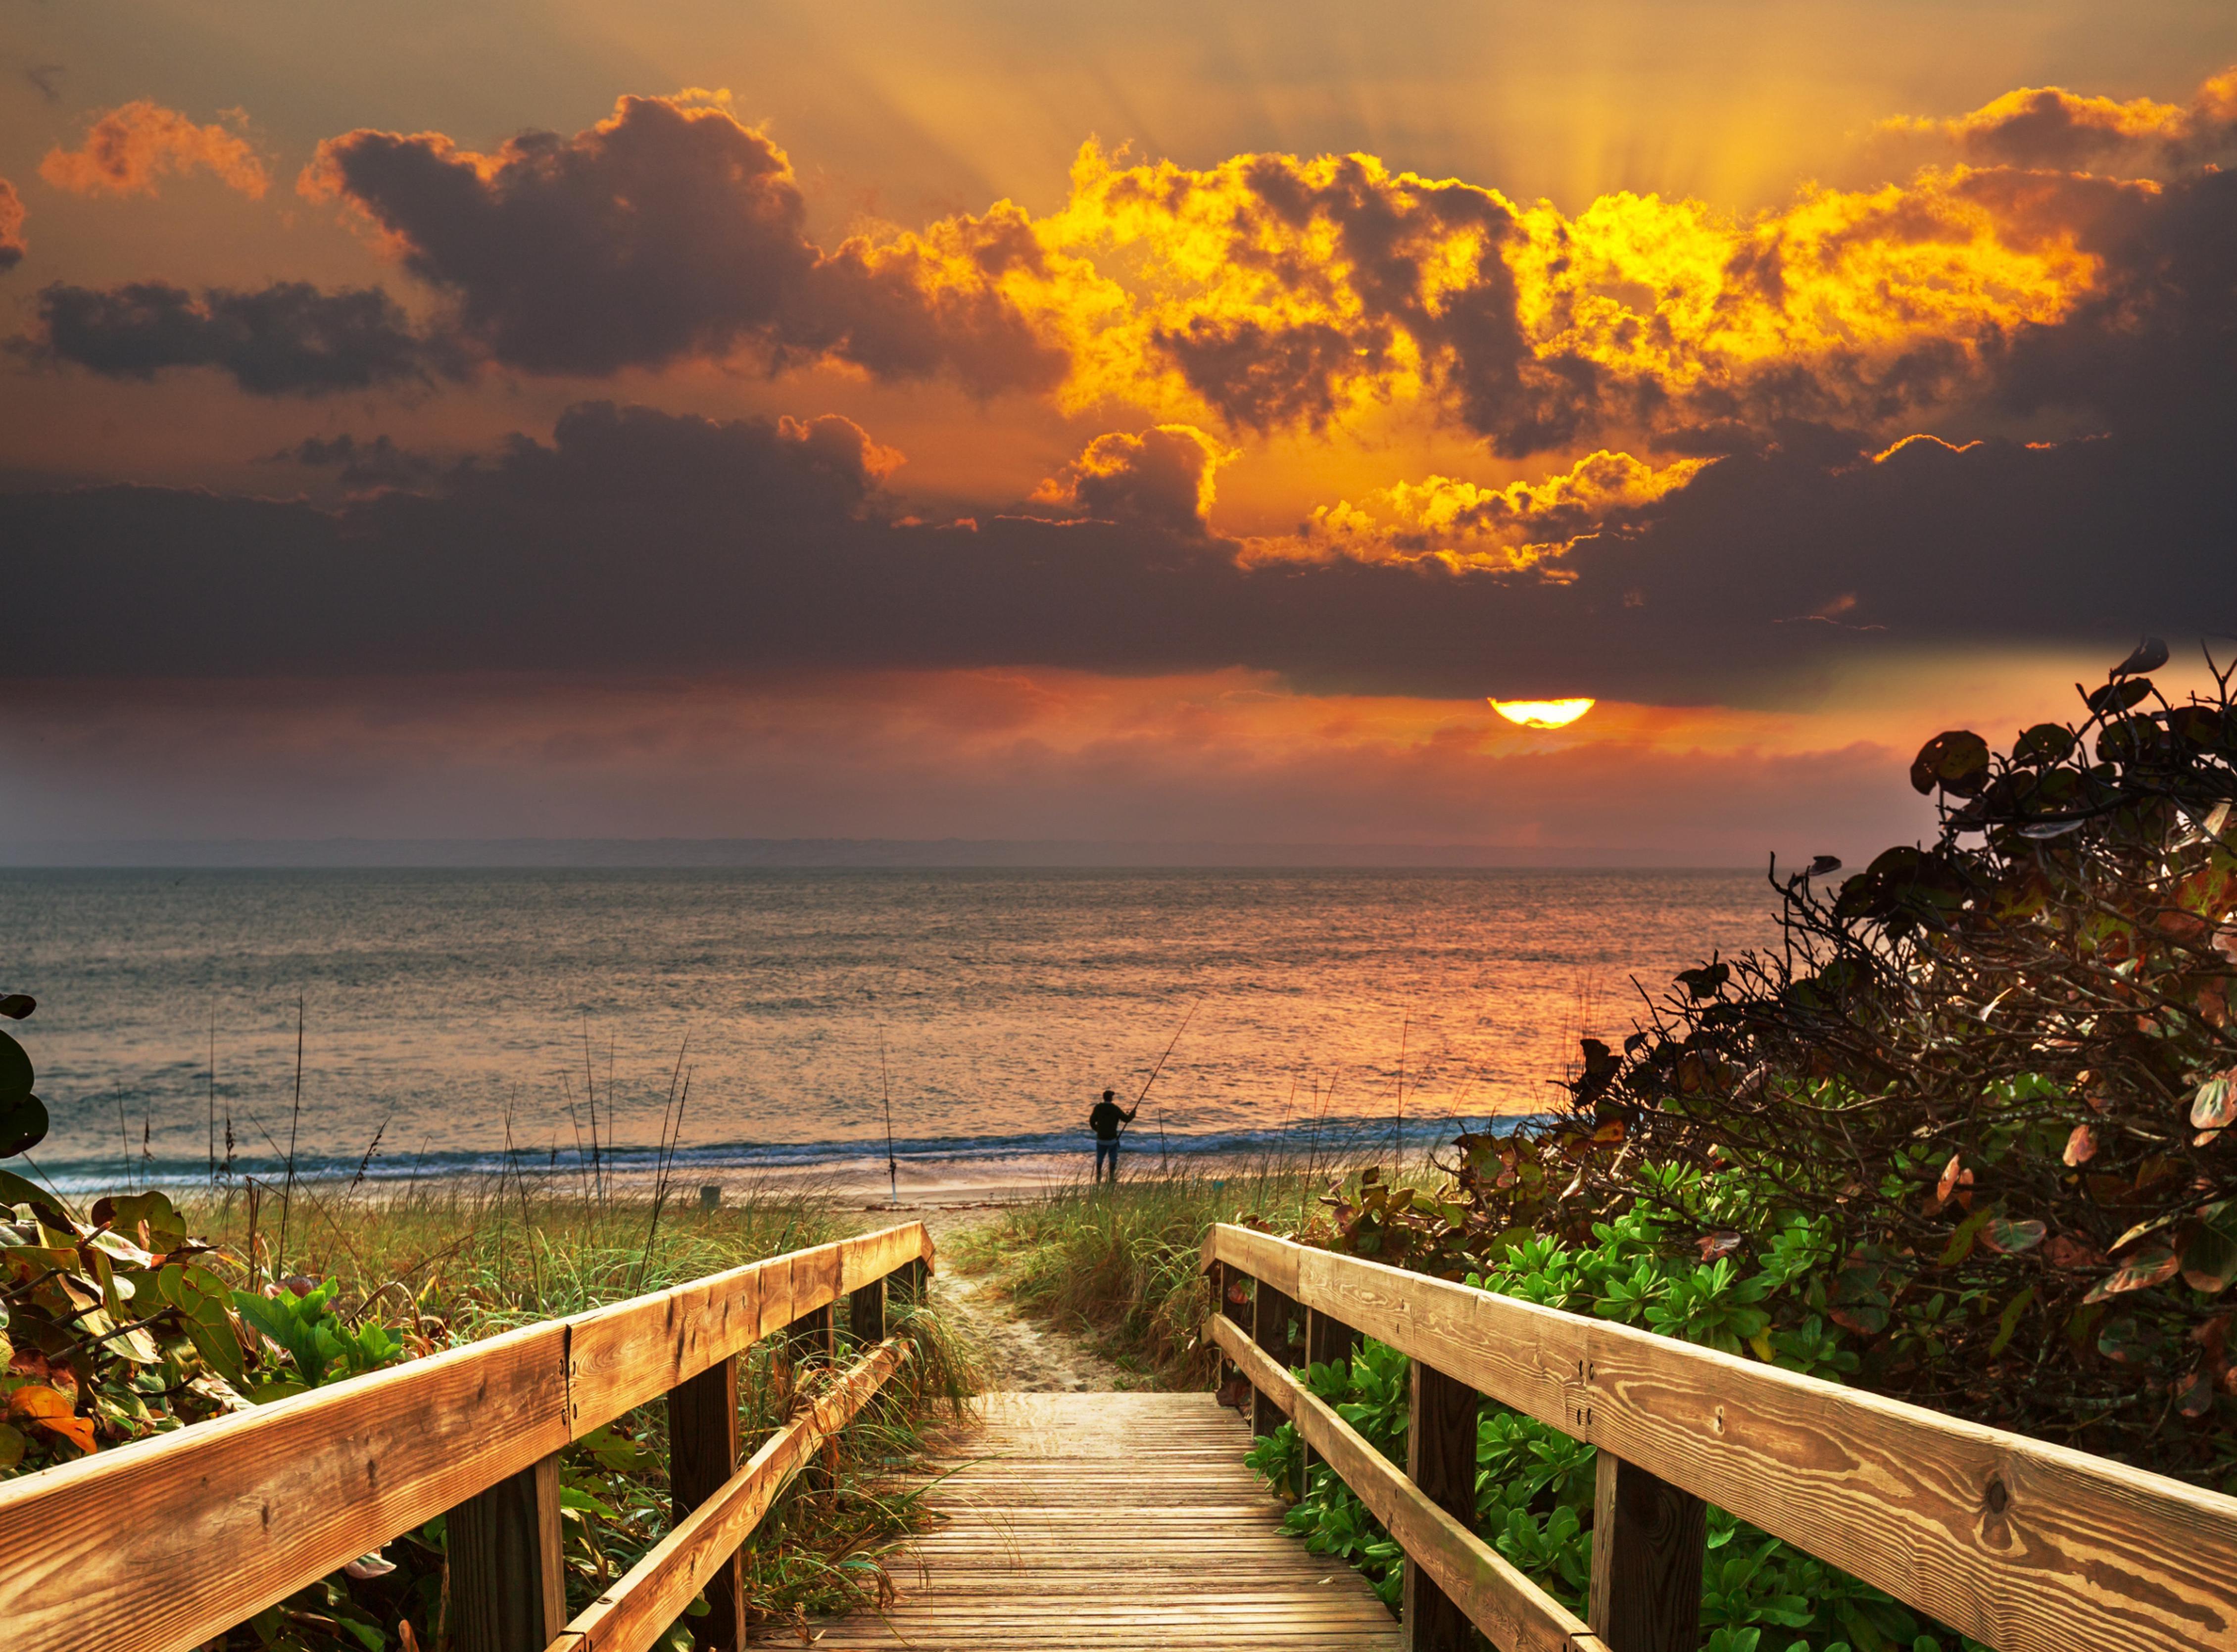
[817,1391,1403,1650]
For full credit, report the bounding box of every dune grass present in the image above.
[945,1161,1377,1388]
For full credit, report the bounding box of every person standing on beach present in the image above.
[1089,1088,1137,1184]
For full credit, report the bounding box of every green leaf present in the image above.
[2180,1202,2237,1295]
[2191,1073,2236,1131]
[1938,1205,1994,1266]
[1910,730,1991,797]
[1989,1287,2035,1357]
[1981,1219,2046,1256]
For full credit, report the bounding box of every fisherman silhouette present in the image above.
[1088,1087,1137,1184]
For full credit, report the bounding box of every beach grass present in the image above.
[944,1159,1391,1388]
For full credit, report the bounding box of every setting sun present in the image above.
[1490,697,1597,729]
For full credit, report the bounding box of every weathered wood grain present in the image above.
[551,1339,908,1652]
[1213,1315,1587,1652]
[0,1318,570,1652]
[451,1452,567,1652]
[567,1225,923,1432]
[812,1389,1401,1651]
[1211,1225,2237,1652]
[1587,1450,1704,1652]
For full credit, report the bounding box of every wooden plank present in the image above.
[667,1355,743,1652]
[451,1452,567,1652]
[1406,1359,1481,1652]
[1214,1225,2237,1652]
[1588,1451,1704,1652]
[551,1339,908,1652]
[0,1227,932,1652]
[813,1389,1399,1652]
[0,1317,570,1652]
[1204,1223,1303,1299]
[567,1225,925,1433]
[1214,1315,1586,1652]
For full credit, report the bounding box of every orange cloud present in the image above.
[1030,425,1231,534]
[0,178,24,269]
[1243,450,1710,573]
[39,100,268,199]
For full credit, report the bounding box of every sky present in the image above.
[2,2,2233,863]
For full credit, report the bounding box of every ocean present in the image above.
[0,867,1778,1196]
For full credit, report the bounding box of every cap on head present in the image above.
[1103,1089,1115,1100]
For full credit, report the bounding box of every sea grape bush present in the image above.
[1567,645,2237,1482]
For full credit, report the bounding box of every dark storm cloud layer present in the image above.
[27,280,462,394]
[1,396,2230,703]
[306,95,1062,389]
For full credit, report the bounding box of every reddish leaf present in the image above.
[6,1384,95,1454]
[2083,1247,2181,1304]
[2046,1233,2107,1270]
[1698,1231,1742,1261]
[2062,1123,2098,1166]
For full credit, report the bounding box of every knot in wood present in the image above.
[1984,1475,2010,1515]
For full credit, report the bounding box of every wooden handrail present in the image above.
[1204,1222,2237,1652]
[0,1221,935,1652]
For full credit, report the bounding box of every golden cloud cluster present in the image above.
[40,100,268,199]
[983,143,2112,453]
[1242,449,1710,573]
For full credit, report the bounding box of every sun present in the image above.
[1489,697,1595,729]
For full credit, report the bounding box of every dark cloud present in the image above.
[1030,426,1226,536]
[306,95,1062,391]
[25,280,463,394]
[0,389,2228,704]
[265,433,439,490]
[25,64,64,104]
[1879,69,2237,177]
[0,178,23,271]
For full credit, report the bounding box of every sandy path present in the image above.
[897,1205,1137,1393]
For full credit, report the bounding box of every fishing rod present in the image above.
[1120,998,1201,1166]
[879,1026,898,1208]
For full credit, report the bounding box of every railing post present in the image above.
[849,1276,886,1347]
[891,1256,926,1306]
[448,1452,566,1652]
[1302,1306,1362,1490]
[1589,1450,1707,1652]
[669,1354,745,1652]
[1402,1360,1479,1652]
[1250,1278,1301,1441]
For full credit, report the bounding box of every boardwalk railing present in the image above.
[0,1220,934,1652]
[1204,1223,2237,1652]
